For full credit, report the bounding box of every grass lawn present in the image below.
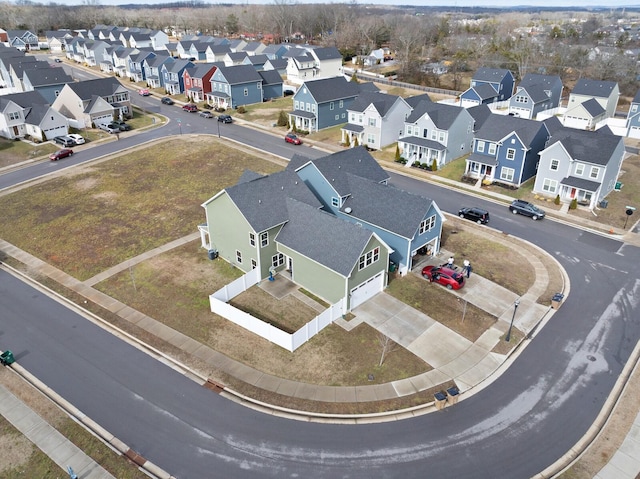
[0,137,282,281]
[0,138,57,168]
[95,240,431,387]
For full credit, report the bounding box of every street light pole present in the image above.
[217,119,220,138]
[505,298,520,342]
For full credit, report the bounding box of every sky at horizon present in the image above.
[50,0,639,7]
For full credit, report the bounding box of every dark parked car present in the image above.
[53,135,75,147]
[285,133,302,145]
[421,265,465,290]
[49,148,73,161]
[509,199,545,220]
[458,207,490,224]
[199,110,214,119]
[182,103,198,113]
[109,120,132,131]
[161,97,174,105]
[217,114,233,123]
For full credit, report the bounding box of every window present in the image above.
[368,117,376,127]
[550,159,559,171]
[419,215,436,234]
[542,178,557,193]
[590,166,600,179]
[438,131,445,142]
[367,133,375,144]
[500,167,515,182]
[244,88,248,96]
[406,125,412,136]
[477,141,485,153]
[431,130,437,140]
[236,250,243,264]
[358,114,363,123]
[335,114,339,120]
[632,105,638,113]
[251,259,257,269]
[54,90,60,97]
[506,148,515,160]
[332,197,340,207]
[311,104,316,113]
[515,95,528,103]
[272,253,285,268]
[8,111,20,121]
[575,163,584,176]
[423,128,428,138]
[295,100,299,109]
[330,101,334,110]
[339,100,343,108]
[249,232,256,247]
[306,103,311,112]
[350,113,356,122]
[260,232,268,247]
[488,143,496,155]
[358,246,380,270]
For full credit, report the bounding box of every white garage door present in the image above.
[93,114,112,127]
[350,271,384,309]
[629,126,640,139]
[43,125,67,140]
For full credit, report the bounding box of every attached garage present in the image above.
[350,271,384,309]
[43,125,67,140]
[629,126,640,139]
[92,114,113,127]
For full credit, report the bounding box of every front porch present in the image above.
[399,137,446,168]
[288,110,316,133]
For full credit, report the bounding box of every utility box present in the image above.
[434,391,447,410]
[551,293,564,309]
[208,249,218,260]
[0,350,15,366]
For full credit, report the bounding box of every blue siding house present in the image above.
[464,114,550,187]
[208,64,263,109]
[161,59,194,95]
[288,77,364,133]
[287,146,444,275]
[460,68,515,107]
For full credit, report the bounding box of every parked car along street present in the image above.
[509,199,545,220]
[458,207,490,224]
[421,265,465,290]
[182,103,198,113]
[49,149,73,161]
[161,97,174,105]
[138,89,150,96]
[199,111,214,119]
[285,133,302,145]
[217,114,232,123]
[109,120,132,131]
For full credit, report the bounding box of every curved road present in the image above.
[1,82,640,478]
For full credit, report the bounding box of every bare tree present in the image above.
[377,333,396,367]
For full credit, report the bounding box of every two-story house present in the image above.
[464,114,550,188]
[52,77,131,127]
[626,89,640,139]
[533,126,624,209]
[563,78,620,129]
[398,100,475,168]
[0,90,68,141]
[285,46,343,86]
[508,73,563,119]
[288,76,366,133]
[183,63,219,103]
[22,67,73,104]
[288,146,444,276]
[207,64,263,109]
[459,67,515,107]
[6,30,39,51]
[204,44,232,63]
[143,54,174,89]
[341,91,412,150]
[161,59,194,96]
[128,50,156,83]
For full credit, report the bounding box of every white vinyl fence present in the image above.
[210,270,345,352]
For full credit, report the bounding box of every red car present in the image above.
[285,133,302,145]
[182,103,198,112]
[422,265,465,290]
[138,89,150,96]
[49,149,73,161]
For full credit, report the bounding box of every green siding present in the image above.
[277,244,345,304]
[347,236,389,291]
[258,226,284,279]
[204,193,257,273]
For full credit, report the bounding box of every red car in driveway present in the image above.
[421,265,465,290]
[285,133,302,145]
[49,149,73,161]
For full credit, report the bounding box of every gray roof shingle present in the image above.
[226,169,322,233]
[571,78,618,98]
[65,77,126,100]
[547,127,622,166]
[475,114,546,146]
[341,174,436,239]
[276,198,373,277]
[301,76,361,104]
[348,92,401,116]
[406,101,465,127]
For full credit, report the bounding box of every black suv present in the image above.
[509,199,545,220]
[108,120,132,131]
[458,207,490,224]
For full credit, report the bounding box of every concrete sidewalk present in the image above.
[0,384,115,479]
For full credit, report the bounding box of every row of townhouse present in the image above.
[286,72,625,211]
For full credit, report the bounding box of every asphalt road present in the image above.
[2,63,640,478]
